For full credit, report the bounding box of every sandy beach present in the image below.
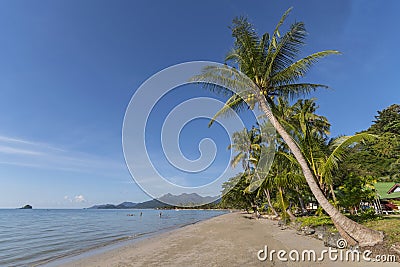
[56,212,399,267]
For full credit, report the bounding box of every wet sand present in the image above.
[58,212,399,267]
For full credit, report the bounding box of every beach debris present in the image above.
[317,232,324,240]
[390,243,400,255]
[296,226,315,236]
[324,232,343,248]
[303,226,315,235]
[277,220,288,230]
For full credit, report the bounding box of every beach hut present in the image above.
[374,182,400,214]
[388,183,400,194]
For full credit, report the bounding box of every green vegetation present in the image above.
[297,215,400,251]
[336,174,376,214]
[338,104,400,182]
[297,209,383,229]
[349,208,383,223]
[193,8,400,247]
[364,216,400,246]
[297,216,333,227]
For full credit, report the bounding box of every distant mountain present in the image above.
[116,202,137,209]
[87,193,218,209]
[88,204,118,209]
[158,193,217,206]
[132,199,171,209]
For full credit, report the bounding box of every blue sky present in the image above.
[0,0,399,208]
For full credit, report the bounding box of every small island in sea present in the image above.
[20,204,32,209]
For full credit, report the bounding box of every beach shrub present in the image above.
[314,206,325,217]
[361,208,382,221]
[297,216,333,227]
[336,174,376,215]
[348,208,382,223]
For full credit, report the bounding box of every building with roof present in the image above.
[374,182,400,214]
[375,182,400,200]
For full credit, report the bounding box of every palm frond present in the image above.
[265,21,307,79]
[275,7,293,35]
[322,133,378,178]
[225,49,244,64]
[207,94,248,127]
[271,83,329,100]
[271,50,341,85]
[229,17,262,76]
[190,65,256,95]
[231,152,245,168]
[277,151,300,167]
[265,7,293,59]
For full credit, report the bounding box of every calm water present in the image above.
[0,209,226,266]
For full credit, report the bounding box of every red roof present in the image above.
[387,184,400,194]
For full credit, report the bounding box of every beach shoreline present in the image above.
[39,211,228,267]
[54,212,399,267]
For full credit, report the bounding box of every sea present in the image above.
[0,209,226,266]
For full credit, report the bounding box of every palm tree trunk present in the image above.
[296,185,307,214]
[286,201,296,222]
[330,184,337,204]
[256,93,384,247]
[263,188,278,216]
[278,187,287,220]
[332,220,357,246]
[250,200,260,219]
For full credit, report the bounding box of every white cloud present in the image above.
[0,134,126,176]
[0,145,43,155]
[63,195,87,203]
[74,195,86,203]
[0,136,38,145]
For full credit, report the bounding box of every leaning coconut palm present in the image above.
[271,152,304,221]
[245,144,280,217]
[229,127,260,170]
[190,8,383,246]
[274,98,331,191]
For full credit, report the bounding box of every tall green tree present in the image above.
[272,98,377,206]
[221,173,255,210]
[191,8,383,246]
[228,127,260,170]
[336,174,377,215]
[369,104,400,135]
[340,104,400,182]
